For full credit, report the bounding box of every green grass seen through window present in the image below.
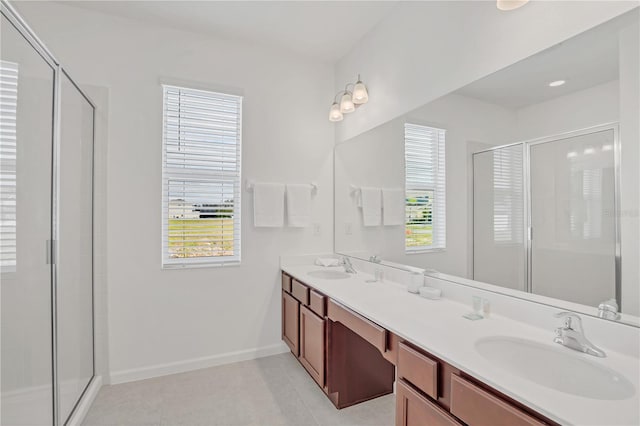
[168,218,234,258]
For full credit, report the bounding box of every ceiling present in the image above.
[60,1,398,63]
[455,10,636,110]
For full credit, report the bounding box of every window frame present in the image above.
[404,123,446,254]
[161,84,242,269]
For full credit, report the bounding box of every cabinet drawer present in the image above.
[327,299,386,353]
[281,273,292,293]
[396,379,461,426]
[292,279,310,305]
[309,290,326,317]
[398,342,438,400]
[450,375,545,426]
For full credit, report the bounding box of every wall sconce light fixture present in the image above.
[329,75,369,122]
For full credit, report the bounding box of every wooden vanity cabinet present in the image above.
[299,305,326,387]
[282,291,299,355]
[292,279,310,305]
[396,342,555,426]
[282,273,292,293]
[396,380,462,426]
[450,375,547,426]
[281,271,555,426]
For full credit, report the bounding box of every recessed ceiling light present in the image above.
[567,151,577,159]
[549,80,566,87]
[584,148,595,155]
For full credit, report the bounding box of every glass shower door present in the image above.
[529,129,616,307]
[473,144,526,290]
[1,13,55,425]
[56,72,95,424]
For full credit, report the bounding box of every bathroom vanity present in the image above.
[281,268,553,425]
[280,262,639,426]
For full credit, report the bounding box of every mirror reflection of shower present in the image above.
[473,126,618,309]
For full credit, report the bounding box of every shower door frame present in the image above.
[472,122,621,306]
[1,1,97,425]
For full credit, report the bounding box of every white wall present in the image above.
[515,80,620,140]
[15,1,335,382]
[334,1,637,142]
[334,93,516,278]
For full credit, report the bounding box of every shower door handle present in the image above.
[46,239,56,265]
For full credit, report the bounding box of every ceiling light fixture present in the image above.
[549,80,566,87]
[496,0,530,11]
[328,74,369,122]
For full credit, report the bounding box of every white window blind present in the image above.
[0,61,18,272]
[405,123,446,251]
[161,85,242,268]
[492,145,524,244]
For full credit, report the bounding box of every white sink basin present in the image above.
[307,270,350,280]
[475,336,635,400]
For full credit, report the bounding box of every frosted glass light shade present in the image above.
[329,102,343,122]
[340,91,355,113]
[496,0,529,10]
[352,80,369,104]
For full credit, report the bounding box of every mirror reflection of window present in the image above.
[492,145,523,244]
[404,123,446,252]
[569,158,604,241]
[0,61,18,272]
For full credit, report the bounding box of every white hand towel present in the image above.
[253,183,285,227]
[360,187,382,227]
[383,188,405,226]
[286,184,312,227]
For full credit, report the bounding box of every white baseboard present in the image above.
[109,342,290,385]
[67,375,103,426]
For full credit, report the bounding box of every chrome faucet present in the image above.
[553,312,606,358]
[598,298,621,321]
[342,256,357,274]
[369,254,381,263]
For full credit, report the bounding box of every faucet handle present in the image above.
[554,311,583,331]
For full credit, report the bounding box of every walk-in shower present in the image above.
[1,2,95,424]
[473,124,620,310]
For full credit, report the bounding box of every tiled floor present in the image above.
[83,353,395,426]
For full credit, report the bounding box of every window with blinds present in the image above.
[404,123,446,251]
[161,85,242,268]
[0,61,18,272]
[492,145,524,244]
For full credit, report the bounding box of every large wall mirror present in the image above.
[334,8,639,326]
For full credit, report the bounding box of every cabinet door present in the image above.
[299,305,325,387]
[396,380,461,426]
[282,291,299,355]
[450,375,545,426]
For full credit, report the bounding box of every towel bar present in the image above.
[246,179,318,192]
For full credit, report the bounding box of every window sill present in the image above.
[405,248,445,255]
[162,260,241,270]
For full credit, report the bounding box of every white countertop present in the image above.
[282,264,640,426]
